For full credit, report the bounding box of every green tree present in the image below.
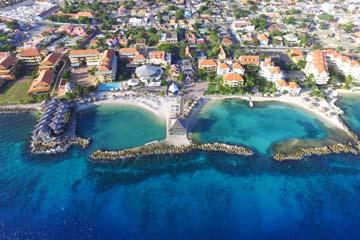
[175,9,185,20]
[285,16,296,25]
[251,15,267,30]
[344,75,353,89]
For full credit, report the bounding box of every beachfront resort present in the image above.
[0,0,359,159]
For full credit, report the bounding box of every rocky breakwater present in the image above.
[273,142,359,161]
[31,137,91,154]
[90,142,254,162]
[0,103,41,113]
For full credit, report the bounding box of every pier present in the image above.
[31,99,90,154]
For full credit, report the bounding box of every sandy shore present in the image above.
[76,96,169,120]
[207,95,352,135]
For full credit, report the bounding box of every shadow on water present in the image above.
[83,150,360,193]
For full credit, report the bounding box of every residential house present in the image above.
[28,69,54,94]
[275,79,301,95]
[304,50,329,85]
[258,34,269,46]
[221,37,233,47]
[223,73,244,87]
[217,62,230,75]
[233,62,245,75]
[239,55,260,66]
[149,51,167,66]
[69,49,100,67]
[18,48,42,66]
[231,21,255,32]
[160,31,178,44]
[289,49,304,63]
[283,34,300,46]
[181,59,194,76]
[198,59,217,71]
[96,49,118,82]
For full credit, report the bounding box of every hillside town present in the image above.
[0,0,358,111]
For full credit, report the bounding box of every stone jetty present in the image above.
[90,142,254,162]
[273,142,359,161]
[31,137,91,154]
[0,103,41,113]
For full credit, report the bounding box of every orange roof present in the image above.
[149,51,165,60]
[233,62,243,69]
[119,48,139,55]
[199,59,217,67]
[223,73,244,82]
[258,34,269,41]
[69,49,100,56]
[288,81,300,89]
[310,50,327,74]
[270,66,281,74]
[219,63,229,69]
[291,48,303,57]
[239,55,259,65]
[28,70,53,94]
[276,79,287,88]
[98,50,115,72]
[41,53,62,66]
[20,48,41,58]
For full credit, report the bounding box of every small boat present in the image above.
[248,96,254,108]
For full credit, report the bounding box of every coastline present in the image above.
[207,95,352,135]
[75,96,169,121]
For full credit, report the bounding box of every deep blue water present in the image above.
[1,99,360,239]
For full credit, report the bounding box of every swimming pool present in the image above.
[98,82,122,91]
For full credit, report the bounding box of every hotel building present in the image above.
[304,50,329,85]
[69,49,100,67]
[96,50,118,83]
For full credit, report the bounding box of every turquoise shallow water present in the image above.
[77,104,166,150]
[1,100,360,239]
[338,95,360,135]
[190,99,327,154]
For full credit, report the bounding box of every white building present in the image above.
[275,80,301,95]
[304,50,330,85]
[260,58,284,82]
[325,49,360,83]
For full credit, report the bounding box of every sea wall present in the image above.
[90,142,254,162]
[31,137,91,154]
[273,142,359,161]
[0,103,41,113]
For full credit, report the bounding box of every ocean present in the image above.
[1,99,360,240]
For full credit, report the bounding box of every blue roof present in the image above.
[98,82,122,91]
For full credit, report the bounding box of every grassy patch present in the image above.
[0,78,33,105]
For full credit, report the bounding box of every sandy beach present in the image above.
[76,94,170,120]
